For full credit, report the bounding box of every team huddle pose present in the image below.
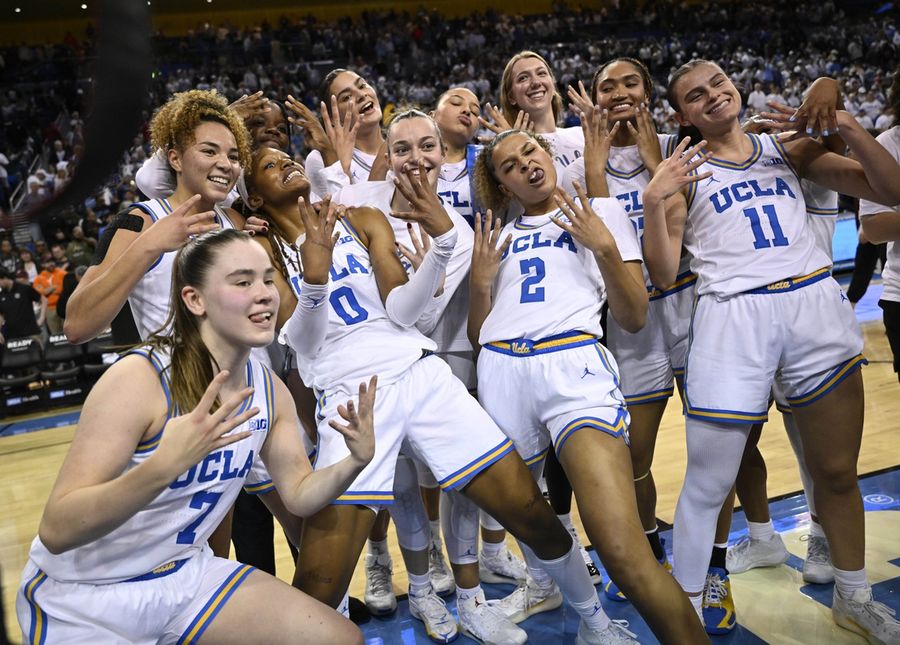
[15,38,900,645]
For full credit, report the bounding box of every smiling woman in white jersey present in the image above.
[17,228,376,645]
[63,90,252,345]
[561,57,694,603]
[297,69,386,198]
[664,59,900,643]
[279,137,640,644]
[471,127,709,643]
[497,51,585,173]
[333,108,531,642]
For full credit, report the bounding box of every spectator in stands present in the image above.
[0,237,19,274]
[32,257,66,334]
[55,264,86,320]
[0,268,45,344]
[65,226,95,268]
[49,243,70,272]
[19,248,38,282]
[876,106,895,132]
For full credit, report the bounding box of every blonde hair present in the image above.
[473,129,553,212]
[499,51,563,126]
[150,89,252,172]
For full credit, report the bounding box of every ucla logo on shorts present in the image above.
[247,418,268,432]
[511,339,535,354]
[767,280,791,291]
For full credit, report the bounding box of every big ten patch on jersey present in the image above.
[685,133,828,296]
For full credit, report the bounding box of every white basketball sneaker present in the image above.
[479,544,528,585]
[726,534,789,573]
[832,586,900,644]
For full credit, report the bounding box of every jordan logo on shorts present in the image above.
[581,365,596,379]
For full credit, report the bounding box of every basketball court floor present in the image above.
[1,278,897,644]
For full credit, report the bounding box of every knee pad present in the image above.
[389,456,430,552]
[440,490,479,565]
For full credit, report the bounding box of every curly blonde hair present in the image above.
[150,89,252,171]
[473,129,553,213]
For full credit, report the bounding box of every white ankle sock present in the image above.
[368,538,389,558]
[338,591,350,617]
[408,571,432,597]
[747,520,775,541]
[809,520,826,539]
[481,539,503,558]
[833,566,868,599]
[456,584,483,604]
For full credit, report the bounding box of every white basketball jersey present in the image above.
[333,181,474,353]
[478,197,642,344]
[29,347,274,584]
[859,126,900,303]
[801,179,839,262]
[291,216,436,391]
[541,126,585,171]
[438,159,474,223]
[683,133,830,297]
[128,199,238,339]
[561,134,691,286]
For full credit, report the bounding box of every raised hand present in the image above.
[470,210,512,290]
[582,105,620,171]
[478,102,514,135]
[512,109,533,132]
[566,80,594,120]
[761,78,841,138]
[297,195,340,284]
[320,95,360,177]
[391,162,454,238]
[397,222,432,271]
[229,91,267,122]
[286,95,336,163]
[243,215,269,237]
[153,371,258,477]
[644,137,713,204]
[628,103,663,171]
[550,184,617,255]
[141,194,218,253]
[328,375,377,467]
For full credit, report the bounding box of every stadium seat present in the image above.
[0,337,44,416]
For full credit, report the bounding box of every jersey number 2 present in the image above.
[519,258,546,303]
[743,205,789,249]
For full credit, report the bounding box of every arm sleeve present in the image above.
[134,150,176,200]
[386,227,457,328]
[282,280,330,360]
[414,209,474,335]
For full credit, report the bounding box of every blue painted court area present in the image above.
[362,469,900,644]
